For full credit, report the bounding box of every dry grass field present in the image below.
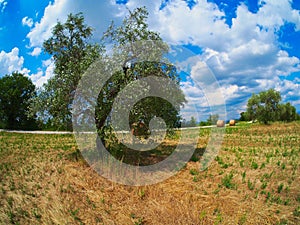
[0,122,299,224]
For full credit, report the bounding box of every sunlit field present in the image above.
[0,122,299,224]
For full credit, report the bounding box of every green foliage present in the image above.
[221,172,237,189]
[95,7,185,138]
[189,168,199,175]
[251,161,259,170]
[247,179,255,190]
[29,13,101,130]
[239,111,249,121]
[277,183,284,193]
[29,7,185,133]
[244,89,297,124]
[207,114,219,125]
[246,89,281,124]
[278,102,297,122]
[293,206,300,217]
[189,116,197,127]
[182,116,198,127]
[199,121,211,126]
[0,72,38,130]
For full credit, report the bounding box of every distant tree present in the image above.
[246,93,261,122]
[180,117,199,127]
[29,13,101,130]
[246,89,281,124]
[207,114,219,125]
[0,72,37,130]
[189,116,197,127]
[199,121,210,126]
[245,89,298,124]
[181,119,188,127]
[239,111,250,121]
[279,102,297,122]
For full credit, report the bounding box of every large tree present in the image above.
[95,7,185,136]
[29,13,101,130]
[0,72,37,130]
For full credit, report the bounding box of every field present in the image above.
[0,122,299,224]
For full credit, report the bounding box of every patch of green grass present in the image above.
[261,181,268,190]
[277,183,284,193]
[251,161,259,170]
[199,210,207,220]
[190,168,199,176]
[130,213,145,225]
[70,208,82,222]
[247,179,255,191]
[241,171,246,183]
[238,213,247,225]
[221,172,237,190]
[293,206,300,217]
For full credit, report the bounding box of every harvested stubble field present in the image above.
[0,122,299,225]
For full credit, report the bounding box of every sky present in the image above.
[0,0,299,122]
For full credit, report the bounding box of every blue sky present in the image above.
[0,0,299,121]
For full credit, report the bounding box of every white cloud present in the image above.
[257,0,300,31]
[144,0,300,117]
[0,47,30,76]
[190,61,215,85]
[179,63,228,120]
[202,45,300,84]
[26,0,124,48]
[0,48,53,87]
[0,0,7,13]
[152,0,300,81]
[29,70,44,87]
[153,0,300,50]
[178,49,299,119]
[155,0,229,49]
[30,47,42,56]
[22,16,34,28]
[26,0,70,48]
[275,78,300,106]
[43,59,55,81]
[29,59,55,87]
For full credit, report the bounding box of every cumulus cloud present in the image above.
[145,0,300,118]
[0,47,52,88]
[178,61,227,121]
[29,58,54,87]
[0,47,30,76]
[154,0,300,49]
[157,0,228,48]
[26,0,124,48]
[26,0,70,48]
[30,47,42,57]
[256,0,300,31]
[22,16,34,28]
[202,46,300,84]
